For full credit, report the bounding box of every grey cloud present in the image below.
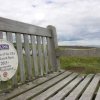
[58,16,100,43]
[58,34,83,41]
[32,5,37,8]
[74,17,100,39]
[45,0,54,4]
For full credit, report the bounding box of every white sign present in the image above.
[0,39,18,81]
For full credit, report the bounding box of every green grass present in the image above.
[60,57,100,74]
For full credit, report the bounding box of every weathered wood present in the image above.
[95,87,100,100]
[42,37,49,74]
[47,37,53,72]
[0,31,4,90]
[16,33,25,83]
[0,31,3,39]
[31,35,39,77]
[0,71,64,100]
[11,71,71,100]
[37,36,44,76]
[6,32,17,87]
[6,32,13,42]
[47,26,60,71]
[65,74,94,100]
[79,74,100,100]
[1,17,100,100]
[1,70,100,100]
[49,75,83,100]
[32,73,78,100]
[24,34,32,80]
[0,17,51,37]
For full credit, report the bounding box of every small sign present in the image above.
[0,39,18,81]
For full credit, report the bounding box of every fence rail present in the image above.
[56,48,100,57]
[0,17,51,37]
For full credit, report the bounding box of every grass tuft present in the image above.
[60,57,100,74]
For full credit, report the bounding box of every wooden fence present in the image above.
[56,48,100,57]
[0,17,59,92]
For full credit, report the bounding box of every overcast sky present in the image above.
[0,0,100,46]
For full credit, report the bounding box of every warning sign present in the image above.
[0,39,18,81]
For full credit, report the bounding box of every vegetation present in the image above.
[59,46,100,74]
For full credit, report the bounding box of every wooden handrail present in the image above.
[0,17,51,37]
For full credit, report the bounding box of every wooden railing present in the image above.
[1,17,99,93]
[0,17,59,92]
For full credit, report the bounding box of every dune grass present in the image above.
[60,56,100,74]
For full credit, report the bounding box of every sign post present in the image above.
[0,39,18,81]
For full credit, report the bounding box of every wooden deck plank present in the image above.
[79,74,100,100]
[95,87,100,100]
[0,71,63,100]
[49,75,84,100]
[65,74,94,100]
[32,73,78,100]
[11,71,71,100]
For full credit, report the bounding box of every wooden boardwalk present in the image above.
[0,71,99,100]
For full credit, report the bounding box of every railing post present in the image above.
[0,31,3,39]
[0,31,3,85]
[47,25,60,71]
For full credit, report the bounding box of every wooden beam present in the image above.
[0,17,51,37]
[47,26,60,71]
